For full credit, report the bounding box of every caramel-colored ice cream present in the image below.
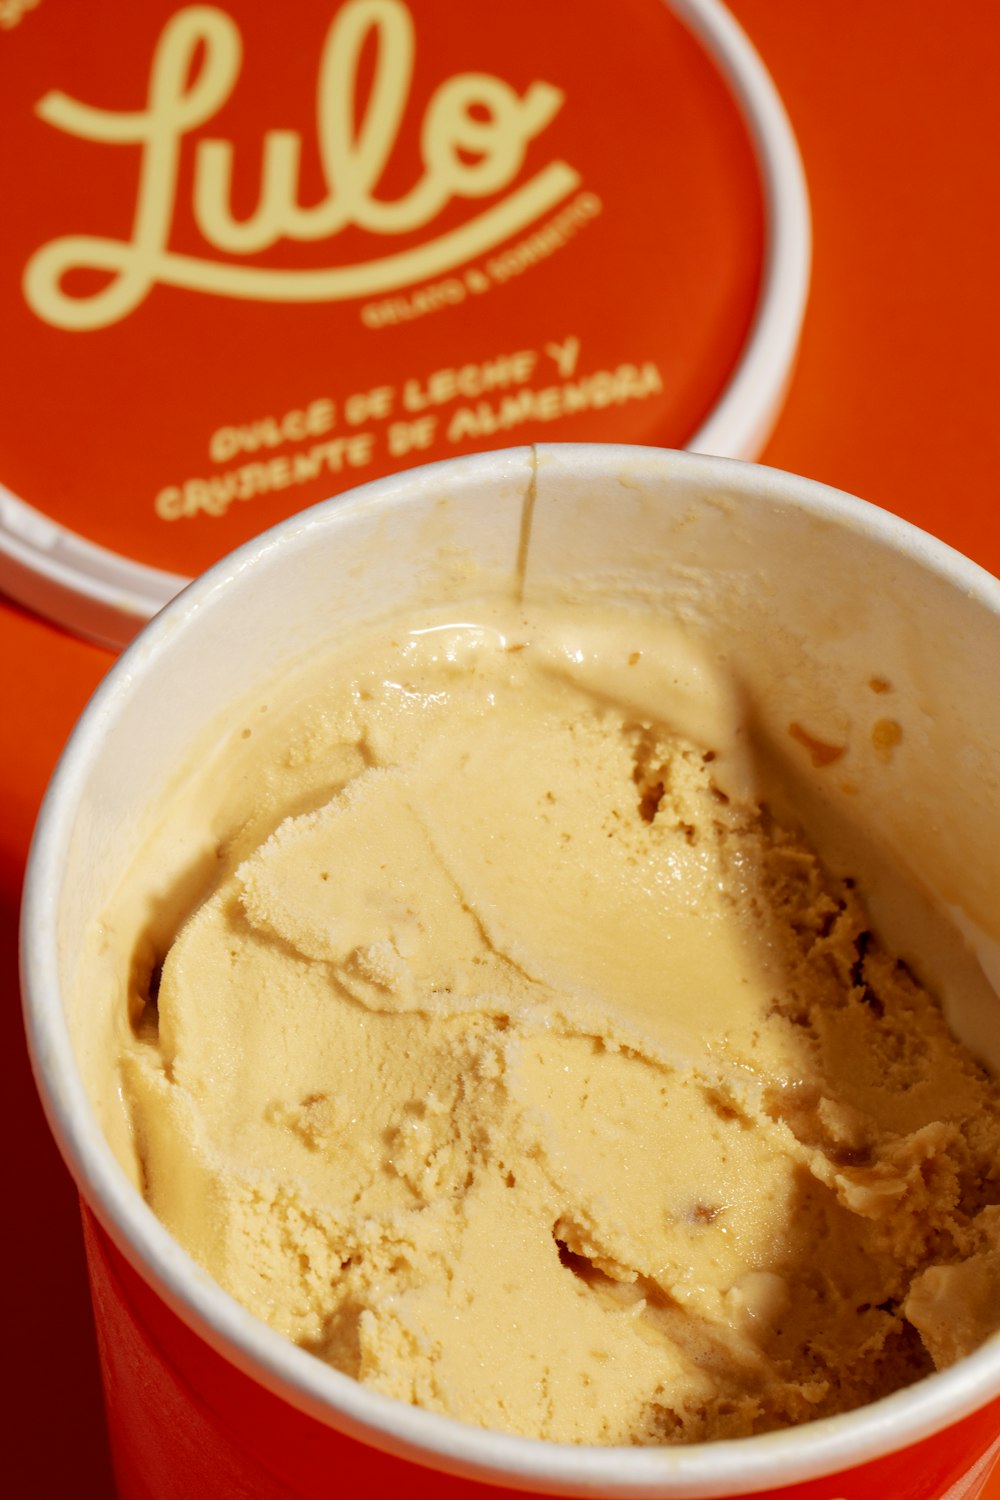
[108,597,1000,1444]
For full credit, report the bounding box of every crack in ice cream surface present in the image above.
[116,597,1000,1444]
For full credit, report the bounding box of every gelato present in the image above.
[110,596,1000,1445]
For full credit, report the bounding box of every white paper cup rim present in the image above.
[21,444,1000,1497]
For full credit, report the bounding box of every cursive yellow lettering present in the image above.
[23,0,579,331]
[25,6,240,330]
[195,129,305,254]
[315,0,414,235]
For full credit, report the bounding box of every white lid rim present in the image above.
[677,0,811,462]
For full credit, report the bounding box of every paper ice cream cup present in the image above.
[21,445,1000,1499]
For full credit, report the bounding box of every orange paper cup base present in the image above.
[83,1206,1000,1500]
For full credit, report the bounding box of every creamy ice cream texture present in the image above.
[112,597,1000,1444]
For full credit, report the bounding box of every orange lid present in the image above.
[0,0,808,646]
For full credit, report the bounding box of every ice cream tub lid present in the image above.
[0,0,809,648]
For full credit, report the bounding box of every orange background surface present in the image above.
[3,1,1000,1494]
